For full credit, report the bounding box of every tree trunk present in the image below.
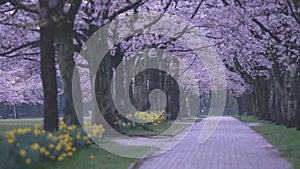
[57,21,83,125]
[296,77,300,130]
[13,105,19,119]
[237,96,244,115]
[39,0,59,131]
[268,76,276,123]
[244,93,256,116]
[284,67,297,128]
[253,77,270,120]
[95,53,116,126]
[55,0,83,126]
[90,28,110,125]
[1,103,9,118]
[294,65,300,130]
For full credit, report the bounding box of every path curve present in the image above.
[139,116,293,169]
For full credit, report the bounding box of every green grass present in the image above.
[0,118,42,135]
[124,121,190,136]
[0,118,43,123]
[39,145,139,169]
[162,123,190,136]
[233,114,263,123]
[96,140,153,158]
[235,115,300,169]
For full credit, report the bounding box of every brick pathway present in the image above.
[139,116,293,169]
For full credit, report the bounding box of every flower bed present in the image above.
[0,121,105,169]
[119,110,167,129]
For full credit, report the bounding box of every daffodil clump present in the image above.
[134,111,167,125]
[121,110,167,129]
[0,121,105,169]
[84,123,106,139]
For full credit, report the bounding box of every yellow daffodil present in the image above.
[65,145,72,151]
[8,138,15,144]
[19,149,27,157]
[25,158,31,165]
[49,143,55,149]
[57,156,64,161]
[44,151,50,156]
[33,129,40,135]
[34,124,41,129]
[62,153,67,158]
[39,147,46,153]
[55,144,61,151]
[31,143,40,150]
[48,133,53,139]
[83,136,89,141]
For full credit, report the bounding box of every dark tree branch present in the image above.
[178,55,197,78]
[221,0,230,7]
[252,18,281,43]
[234,0,243,8]
[0,6,15,13]
[286,0,300,26]
[107,0,144,22]
[233,56,254,84]
[66,0,82,20]
[191,0,205,19]
[7,0,38,14]
[0,40,39,56]
[0,21,38,28]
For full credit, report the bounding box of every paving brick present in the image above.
[139,116,293,169]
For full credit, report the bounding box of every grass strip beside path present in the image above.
[235,115,300,169]
[39,145,139,169]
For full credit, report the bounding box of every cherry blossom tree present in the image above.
[187,0,300,128]
[1,0,299,130]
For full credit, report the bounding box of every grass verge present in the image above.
[124,122,189,137]
[235,115,300,169]
[38,145,139,169]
